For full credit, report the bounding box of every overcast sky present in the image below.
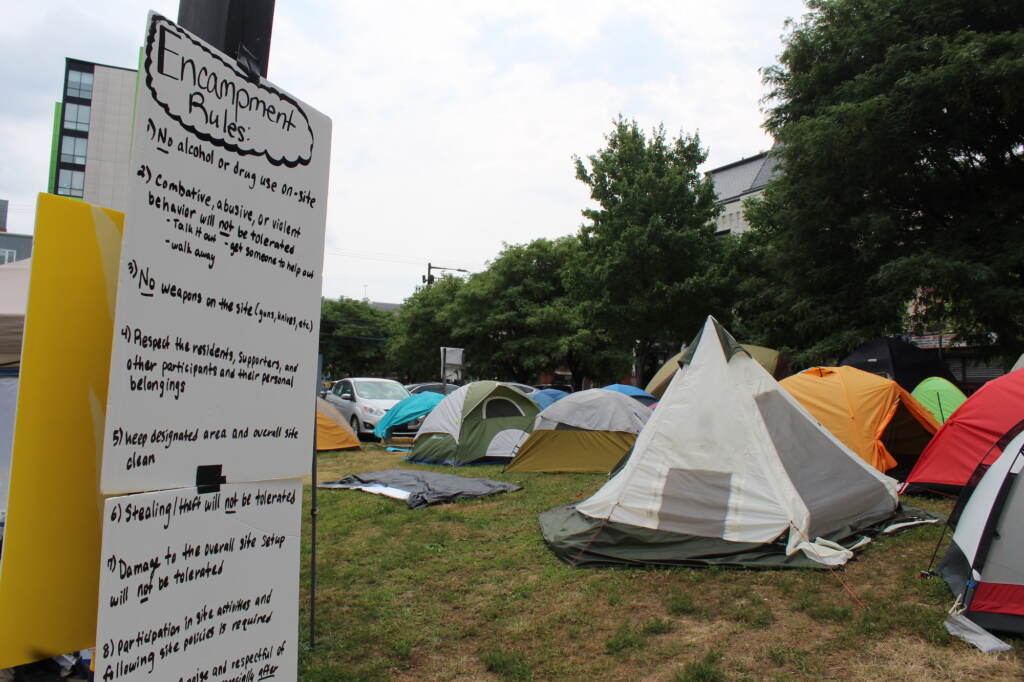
[1,0,807,303]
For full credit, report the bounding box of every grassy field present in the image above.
[297,445,1022,681]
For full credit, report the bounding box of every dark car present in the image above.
[405,382,460,395]
[534,383,574,393]
[501,382,538,395]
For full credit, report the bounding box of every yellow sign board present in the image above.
[0,194,123,668]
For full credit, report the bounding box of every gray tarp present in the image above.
[539,504,942,569]
[319,469,521,509]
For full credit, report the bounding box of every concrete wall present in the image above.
[713,189,764,235]
[0,233,33,263]
[82,66,136,212]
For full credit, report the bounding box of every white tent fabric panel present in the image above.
[485,429,530,458]
[535,389,650,433]
[415,384,469,441]
[754,388,899,544]
[952,430,1024,577]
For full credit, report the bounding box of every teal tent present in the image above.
[373,391,444,439]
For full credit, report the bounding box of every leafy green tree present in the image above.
[739,0,1024,363]
[386,275,465,382]
[544,299,633,390]
[449,236,630,386]
[319,297,393,378]
[571,117,728,380]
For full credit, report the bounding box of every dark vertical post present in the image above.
[310,354,322,649]
[177,0,276,78]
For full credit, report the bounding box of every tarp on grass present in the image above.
[319,469,521,508]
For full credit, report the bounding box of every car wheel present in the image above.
[350,415,361,439]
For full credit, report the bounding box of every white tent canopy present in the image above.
[575,316,899,566]
[0,258,30,366]
[534,388,650,433]
[1012,353,1024,373]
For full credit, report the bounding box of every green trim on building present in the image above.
[48,102,62,194]
[130,46,144,149]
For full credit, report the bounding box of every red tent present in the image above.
[904,369,1024,492]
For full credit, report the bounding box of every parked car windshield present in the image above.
[353,380,409,400]
[408,382,460,395]
[503,382,537,394]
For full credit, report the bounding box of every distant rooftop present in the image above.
[368,301,402,313]
[706,149,782,203]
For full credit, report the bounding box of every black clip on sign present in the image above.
[195,464,226,494]
[236,43,262,83]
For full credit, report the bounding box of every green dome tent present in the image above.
[408,381,539,466]
[912,377,967,424]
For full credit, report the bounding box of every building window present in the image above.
[0,249,15,264]
[60,136,88,165]
[57,169,85,198]
[67,70,94,99]
[63,103,90,132]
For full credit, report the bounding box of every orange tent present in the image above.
[316,397,361,451]
[780,366,939,475]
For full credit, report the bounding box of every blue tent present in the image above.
[601,384,657,407]
[532,388,570,411]
[373,391,444,439]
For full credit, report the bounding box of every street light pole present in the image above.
[177,0,276,78]
[422,262,470,286]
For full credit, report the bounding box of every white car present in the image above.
[325,378,410,437]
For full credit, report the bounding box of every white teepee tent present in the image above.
[543,316,900,567]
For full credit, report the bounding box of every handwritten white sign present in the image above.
[101,12,332,494]
[94,479,301,682]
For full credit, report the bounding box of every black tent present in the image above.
[841,338,958,392]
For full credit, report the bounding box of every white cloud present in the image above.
[2,0,806,303]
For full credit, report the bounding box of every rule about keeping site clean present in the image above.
[101,11,332,494]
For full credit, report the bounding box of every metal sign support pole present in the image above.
[310,354,321,650]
